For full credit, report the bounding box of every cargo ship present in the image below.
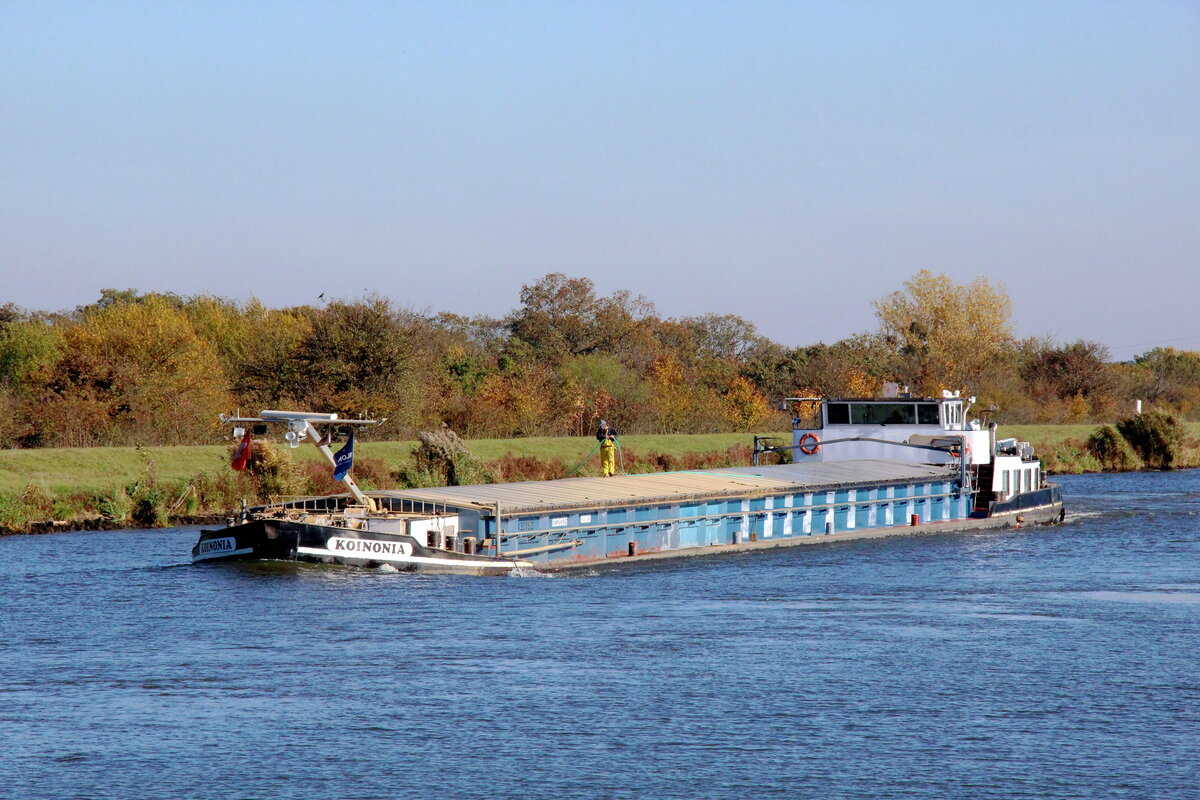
[191,391,1063,573]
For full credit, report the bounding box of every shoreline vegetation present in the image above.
[2,421,1198,535]
[3,273,1198,535]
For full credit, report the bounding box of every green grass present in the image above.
[0,445,231,495]
[0,432,785,495]
[1006,422,1200,450]
[1003,424,1103,446]
[5,423,1198,497]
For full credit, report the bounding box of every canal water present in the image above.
[2,470,1198,799]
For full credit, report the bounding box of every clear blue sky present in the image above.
[2,0,1196,360]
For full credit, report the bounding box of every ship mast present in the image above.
[220,410,384,512]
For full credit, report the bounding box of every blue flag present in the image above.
[333,429,355,481]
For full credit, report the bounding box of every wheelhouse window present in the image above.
[826,403,850,425]
[826,400,947,426]
[851,403,917,425]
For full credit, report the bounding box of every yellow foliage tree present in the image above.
[475,368,553,437]
[873,270,1013,394]
[720,376,771,431]
[53,296,230,445]
[649,355,696,433]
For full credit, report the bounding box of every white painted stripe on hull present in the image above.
[295,546,529,570]
[193,547,256,562]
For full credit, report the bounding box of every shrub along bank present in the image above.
[1024,414,1199,474]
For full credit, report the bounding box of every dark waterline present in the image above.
[2,471,1198,799]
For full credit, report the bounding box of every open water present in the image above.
[2,470,1198,800]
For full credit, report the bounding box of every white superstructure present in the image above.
[776,390,1044,506]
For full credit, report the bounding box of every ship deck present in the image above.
[371,459,960,515]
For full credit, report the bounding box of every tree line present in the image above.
[0,271,1196,448]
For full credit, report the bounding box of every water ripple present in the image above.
[1,471,1199,799]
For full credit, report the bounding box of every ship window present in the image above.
[1002,471,1010,497]
[917,404,941,425]
[851,403,917,425]
[826,403,850,425]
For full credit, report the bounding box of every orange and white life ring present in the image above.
[950,440,971,460]
[798,432,821,455]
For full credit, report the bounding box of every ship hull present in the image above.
[191,519,529,575]
[192,485,1063,574]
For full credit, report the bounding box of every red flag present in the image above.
[231,429,252,471]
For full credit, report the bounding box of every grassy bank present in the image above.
[1007,422,1200,473]
[3,423,1198,533]
[0,432,774,496]
[0,431,782,532]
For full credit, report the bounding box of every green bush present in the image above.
[1086,425,1142,471]
[0,484,68,531]
[97,487,133,522]
[130,475,169,528]
[397,429,492,488]
[0,492,23,530]
[19,484,55,518]
[1116,410,1186,469]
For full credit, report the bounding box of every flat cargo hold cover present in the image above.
[373,460,958,515]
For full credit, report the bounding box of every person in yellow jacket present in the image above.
[596,420,618,477]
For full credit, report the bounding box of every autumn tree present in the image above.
[1129,348,1200,414]
[43,294,228,446]
[0,316,62,392]
[686,313,763,362]
[648,355,700,433]
[719,375,771,430]
[0,309,64,446]
[294,297,421,425]
[558,353,648,434]
[475,364,555,437]
[1021,339,1115,401]
[181,295,255,376]
[738,341,808,403]
[873,270,1013,394]
[508,273,655,362]
[791,336,890,398]
[232,305,313,408]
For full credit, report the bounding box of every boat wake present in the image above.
[507,567,558,578]
[1063,509,1108,523]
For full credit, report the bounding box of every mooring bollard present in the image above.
[910,513,919,526]
[825,520,833,535]
[463,537,476,555]
[628,541,637,557]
